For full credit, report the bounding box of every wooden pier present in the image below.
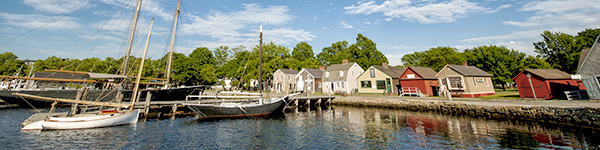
[133,95,336,119]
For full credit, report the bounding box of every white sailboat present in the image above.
[20,0,151,130]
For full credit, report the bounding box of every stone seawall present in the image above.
[332,97,600,129]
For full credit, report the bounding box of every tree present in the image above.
[0,52,25,76]
[213,46,230,68]
[523,56,552,69]
[402,47,465,71]
[533,31,580,74]
[317,33,388,69]
[575,28,600,49]
[292,42,315,61]
[463,45,525,90]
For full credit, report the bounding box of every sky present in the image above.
[0,0,598,66]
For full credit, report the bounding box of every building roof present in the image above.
[577,48,590,72]
[372,66,405,78]
[406,66,437,79]
[276,69,298,75]
[446,65,492,77]
[325,62,356,71]
[524,69,571,79]
[33,72,89,80]
[577,34,600,76]
[304,68,324,79]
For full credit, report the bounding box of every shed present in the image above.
[577,34,600,99]
[399,66,439,96]
[513,69,584,99]
[435,64,495,97]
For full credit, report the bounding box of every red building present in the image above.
[513,69,585,99]
[399,66,439,96]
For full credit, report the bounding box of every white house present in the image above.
[322,59,364,94]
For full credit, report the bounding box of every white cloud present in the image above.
[503,0,600,28]
[180,3,315,48]
[486,4,511,13]
[340,21,353,29]
[24,0,90,14]
[99,0,171,21]
[0,13,80,30]
[344,0,489,24]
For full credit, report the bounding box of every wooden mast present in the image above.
[259,25,263,93]
[130,18,154,111]
[122,0,142,76]
[165,0,181,88]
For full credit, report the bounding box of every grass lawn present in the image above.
[482,88,521,99]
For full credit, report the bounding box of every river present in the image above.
[1,106,598,149]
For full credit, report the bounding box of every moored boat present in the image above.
[181,94,295,119]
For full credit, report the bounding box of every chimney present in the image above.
[463,61,468,66]
[382,62,388,68]
[342,59,348,64]
[319,65,325,71]
[289,67,294,70]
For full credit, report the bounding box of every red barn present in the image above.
[513,69,585,99]
[399,66,439,96]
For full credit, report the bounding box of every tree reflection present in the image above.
[498,129,539,149]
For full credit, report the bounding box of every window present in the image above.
[447,76,464,90]
[326,72,329,78]
[288,75,291,80]
[476,78,485,83]
[318,83,321,88]
[376,80,386,89]
[341,82,344,88]
[308,75,313,80]
[407,74,415,79]
[361,81,371,88]
[370,68,375,78]
[340,71,344,77]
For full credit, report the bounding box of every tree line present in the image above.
[0,33,388,88]
[401,28,600,89]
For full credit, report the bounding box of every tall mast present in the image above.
[131,18,154,111]
[259,25,263,93]
[165,0,181,88]
[122,0,143,76]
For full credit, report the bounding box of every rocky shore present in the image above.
[332,96,600,129]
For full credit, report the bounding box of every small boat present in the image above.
[41,110,139,130]
[181,94,295,119]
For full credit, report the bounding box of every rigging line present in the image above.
[0,0,102,47]
[179,1,203,47]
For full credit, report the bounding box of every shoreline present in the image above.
[332,96,600,129]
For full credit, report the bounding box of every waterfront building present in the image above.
[513,69,584,99]
[435,63,495,97]
[576,35,600,100]
[321,59,364,95]
[271,69,298,94]
[295,68,324,94]
[356,63,404,95]
[399,66,439,97]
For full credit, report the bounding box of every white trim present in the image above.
[462,91,496,95]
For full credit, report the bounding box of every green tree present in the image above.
[402,47,465,71]
[523,56,552,69]
[292,42,315,61]
[0,52,25,76]
[533,31,580,74]
[347,33,388,69]
[575,28,600,49]
[213,46,230,68]
[317,41,349,66]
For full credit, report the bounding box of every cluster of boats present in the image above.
[1,0,297,131]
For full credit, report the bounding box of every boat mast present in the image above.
[131,18,154,111]
[122,0,143,76]
[165,0,181,88]
[259,25,263,93]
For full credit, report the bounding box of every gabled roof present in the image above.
[523,69,571,80]
[444,65,492,77]
[577,34,600,76]
[325,62,357,71]
[577,48,590,72]
[372,66,405,78]
[405,66,437,79]
[276,69,298,75]
[305,68,324,78]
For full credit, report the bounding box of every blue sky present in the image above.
[0,0,598,66]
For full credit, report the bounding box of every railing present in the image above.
[400,87,425,97]
[564,90,588,101]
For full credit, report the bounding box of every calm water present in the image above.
[1,106,599,149]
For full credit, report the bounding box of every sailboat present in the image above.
[181,26,298,119]
[19,0,154,130]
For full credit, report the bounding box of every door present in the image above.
[385,78,392,94]
[297,75,304,91]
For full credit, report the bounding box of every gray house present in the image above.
[577,35,600,99]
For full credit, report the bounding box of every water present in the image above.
[1,106,599,149]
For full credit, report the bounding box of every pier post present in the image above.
[317,98,321,107]
[171,104,178,120]
[144,91,152,118]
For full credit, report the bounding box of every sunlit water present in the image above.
[1,106,599,149]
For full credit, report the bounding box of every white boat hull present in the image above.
[40,110,139,130]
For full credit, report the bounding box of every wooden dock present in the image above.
[133,96,336,118]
